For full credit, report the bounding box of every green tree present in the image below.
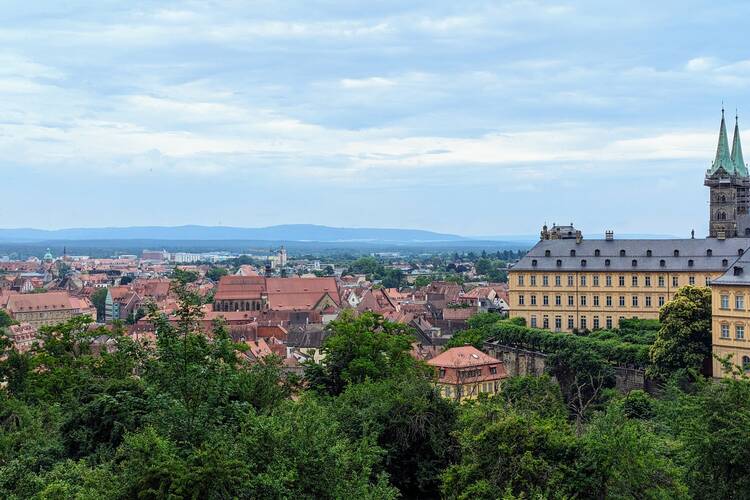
[648,286,712,381]
[413,275,432,288]
[0,308,16,328]
[90,287,108,322]
[206,266,228,282]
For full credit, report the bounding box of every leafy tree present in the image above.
[0,308,16,328]
[90,287,108,322]
[334,377,457,498]
[305,311,426,396]
[205,266,228,282]
[172,267,199,283]
[413,275,432,288]
[649,286,711,381]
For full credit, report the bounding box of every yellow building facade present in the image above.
[508,228,750,334]
[709,258,750,376]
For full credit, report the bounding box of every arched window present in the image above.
[604,259,611,266]
[660,259,666,267]
[532,259,538,267]
[570,249,576,257]
[743,356,750,371]
[632,259,637,267]
[646,249,652,257]
[721,194,727,203]
[620,249,626,257]
[688,259,694,267]
[580,259,587,267]
[556,259,562,267]
[723,259,729,266]
[674,249,680,257]
[545,250,551,257]
[707,249,713,256]
[594,249,601,256]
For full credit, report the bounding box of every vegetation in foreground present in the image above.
[1,282,748,499]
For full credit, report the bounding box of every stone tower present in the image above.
[705,109,750,238]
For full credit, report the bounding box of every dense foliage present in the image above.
[2,281,749,498]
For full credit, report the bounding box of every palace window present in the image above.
[530,276,537,286]
[672,276,679,287]
[689,276,695,285]
[721,324,730,339]
[606,316,613,329]
[530,316,537,327]
[632,276,638,286]
[555,316,562,331]
[580,295,587,306]
[606,295,612,307]
[568,316,574,329]
[721,295,730,309]
[658,275,665,287]
[736,325,745,340]
[568,295,574,306]
[619,296,626,307]
[645,296,652,307]
[658,296,665,307]
[743,356,750,371]
[543,316,549,329]
[531,295,537,305]
[593,316,600,329]
[593,275,600,286]
[593,295,600,306]
[555,275,561,286]
[645,276,651,287]
[580,316,588,330]
[632,296,639,307]
[580,275,587,286]
[543,275,549,286]
[543,295,549,306]
[555,295,561,306]
[518,295,525,305]
[518,275,524,286]
[567,275,574,286]
[618,275,625,286]
[737,295,745,310]
[606,275,612,287]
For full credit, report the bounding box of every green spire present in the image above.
[710,108,734,175]
[732,113,748,177]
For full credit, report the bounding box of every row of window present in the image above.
[530,314,626,331]
[517,294,666,308]
[719,293,748,311]
[720,323,747,340]
[517,274,707,288]
[543,248,731,258]
[531,256,733,268]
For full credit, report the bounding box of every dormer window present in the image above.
[632,259,637,267]
[594,249,600,256]
[688,259,694,267]
[605,259,611,266]
[532,259,538,267]
[740,249,745,256]
[707,249,713,257]
[660,259,666,267]
[570,249,576,257]
[674,250,680,257]
[545,250,551,257]
[723,259,729,266]
[556,259,562,267]
[620,250,626,257]
[580,259,587,267]
[646,250,652,257]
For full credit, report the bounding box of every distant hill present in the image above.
[0,224,467,243]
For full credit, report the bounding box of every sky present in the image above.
[1,0,749,237]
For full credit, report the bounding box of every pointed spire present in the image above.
[710,107,734,175]
[732,112,748,177]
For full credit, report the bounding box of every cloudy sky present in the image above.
[1,1,748,237]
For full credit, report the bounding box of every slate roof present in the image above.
[712,251,750,285]
[512,237,750,272]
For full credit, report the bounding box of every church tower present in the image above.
[706,109,750,238]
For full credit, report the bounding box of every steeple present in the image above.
[731,112,748,177]
[710,107,735,175]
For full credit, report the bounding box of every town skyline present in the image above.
[2,1,750,235]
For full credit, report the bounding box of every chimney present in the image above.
[605,230,614,241]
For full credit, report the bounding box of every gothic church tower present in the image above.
[705,109,750,238]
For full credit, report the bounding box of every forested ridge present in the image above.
[1,280,749,499]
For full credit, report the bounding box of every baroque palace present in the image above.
[508,109,750,376]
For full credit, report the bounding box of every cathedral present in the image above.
[705,109,750,238]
